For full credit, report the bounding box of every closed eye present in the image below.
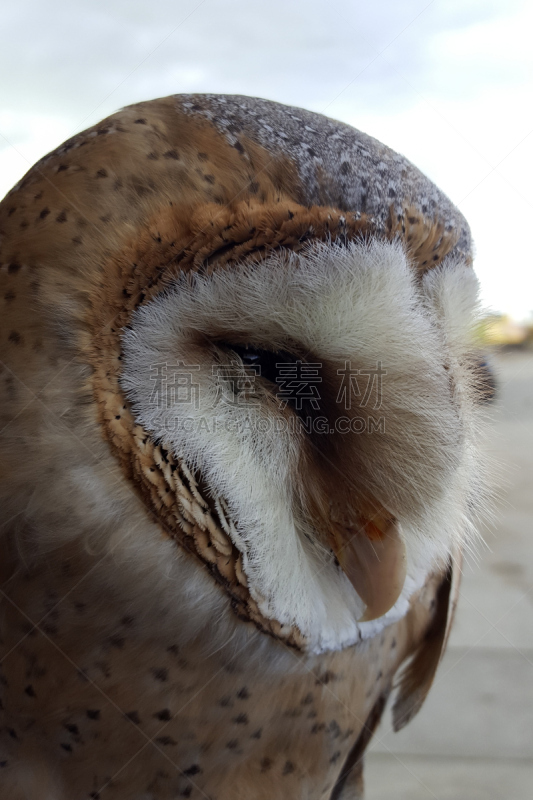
[219,342,322,421]
[220,342,300,384]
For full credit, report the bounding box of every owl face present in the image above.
[121,237,484,653]
[0,93,485,655]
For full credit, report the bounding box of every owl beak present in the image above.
[330,506,407,622]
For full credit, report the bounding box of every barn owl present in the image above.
[0,94,489,799]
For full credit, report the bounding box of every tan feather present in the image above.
[392,550,462,731]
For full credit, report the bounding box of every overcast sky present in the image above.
[1,0,532,318]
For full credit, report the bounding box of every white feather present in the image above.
[121,238,488,653]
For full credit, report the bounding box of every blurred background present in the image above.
[2,1,532,796]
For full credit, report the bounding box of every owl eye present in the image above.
[220,342,321,422]
[231,345,263,367]
[221,342,298,385]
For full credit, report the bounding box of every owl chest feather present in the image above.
[0,555,441,800]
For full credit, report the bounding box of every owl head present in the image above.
[0,94,490,657]
[118,228,486,654]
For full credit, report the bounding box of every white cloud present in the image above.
[1,0,531,317]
